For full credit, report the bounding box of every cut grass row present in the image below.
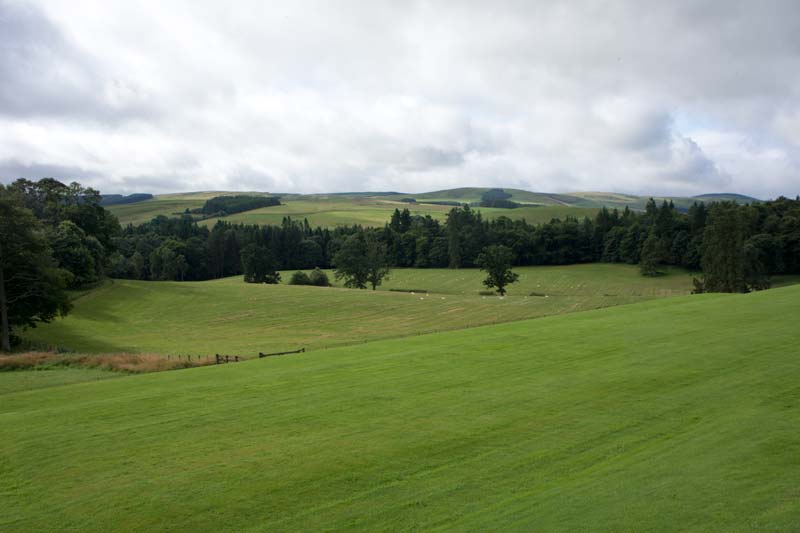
[23,264,696,355]
[3,285,799,530]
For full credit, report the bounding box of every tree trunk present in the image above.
[0,264,10,352]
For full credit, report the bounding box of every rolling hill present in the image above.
[3,284,799,530]
[22,264,696,355]
[108,188,762,227]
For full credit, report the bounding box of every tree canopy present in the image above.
[0,189,71,351]
[476,244,519,296]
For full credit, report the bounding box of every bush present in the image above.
[309,267,331,287]
[289,271,312,285]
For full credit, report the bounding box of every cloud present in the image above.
[0,0,798,198]
[0,1,159,122]
[0,158,103,184]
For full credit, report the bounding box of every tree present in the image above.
[0,191,71,351]
[446,206,486,268]
[476,244,519,296]
[240,244,280,284]
[333,234,369,289]
[639,230,662,276]
[701,202,749,292]
[49,221,103,287]
[333,232,390,290]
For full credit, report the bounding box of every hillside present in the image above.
[3,285,799,530]
[109,188,761,227]
[23,264,695,355]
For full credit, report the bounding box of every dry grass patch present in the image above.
[0,352,213,373]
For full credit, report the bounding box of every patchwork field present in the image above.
[111,193,599,228]
[106,192,215,225]
[3,285,799,530]
[108,188,759,227]
[23,264,696,355]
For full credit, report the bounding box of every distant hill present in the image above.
[387,188,760,212]
[99,193,153,206]
[693,193,760,202]
[105,187,763,226]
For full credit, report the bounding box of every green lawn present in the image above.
[2,285,799,530]
[23,265,696,355]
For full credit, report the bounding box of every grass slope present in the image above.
[111,188,760,226]
[199,197,598,228]
[112,193,598,228]
[107,192,272,225]
[23,265,694,355]
[2,286,799,530]
[0,368,118,395]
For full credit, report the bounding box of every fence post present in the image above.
[235,356,239,362]
[225,355,229,363]
[215,354,220,364]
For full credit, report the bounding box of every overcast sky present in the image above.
[1,0,798,198]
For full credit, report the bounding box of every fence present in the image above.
[258,348,305,358]
[215,354,240,364]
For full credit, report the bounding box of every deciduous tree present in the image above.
[0,190,71,351]
[476,244,519,296]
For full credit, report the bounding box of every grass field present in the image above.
[2,285,799,530]
[0,368,118,395]
[198,198,598,228]
[108,188,758,227]
[110,192,599,227]
[106,192,211,225]
[23,265,696,355]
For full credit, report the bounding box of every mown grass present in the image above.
[0,368,118,395]
[2,286,799,530]
[23,264,695,355]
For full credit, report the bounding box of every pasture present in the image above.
[3,285,799,530]
[106,192,211,225]
[110,192,600,227]
[107,188,756,227]
[199,197,599,228]
[23,264,695,355]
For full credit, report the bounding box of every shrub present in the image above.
[289,271,312,285]
[309,267,331,287]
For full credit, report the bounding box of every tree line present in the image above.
[1,177,799,350]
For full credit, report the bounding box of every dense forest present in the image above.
[1,177,799,349]
[195,195,281,216]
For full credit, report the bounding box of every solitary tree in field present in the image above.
[334,232,390,290]
[476,244,519,296]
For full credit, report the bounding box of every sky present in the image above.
[1,0,799,198]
